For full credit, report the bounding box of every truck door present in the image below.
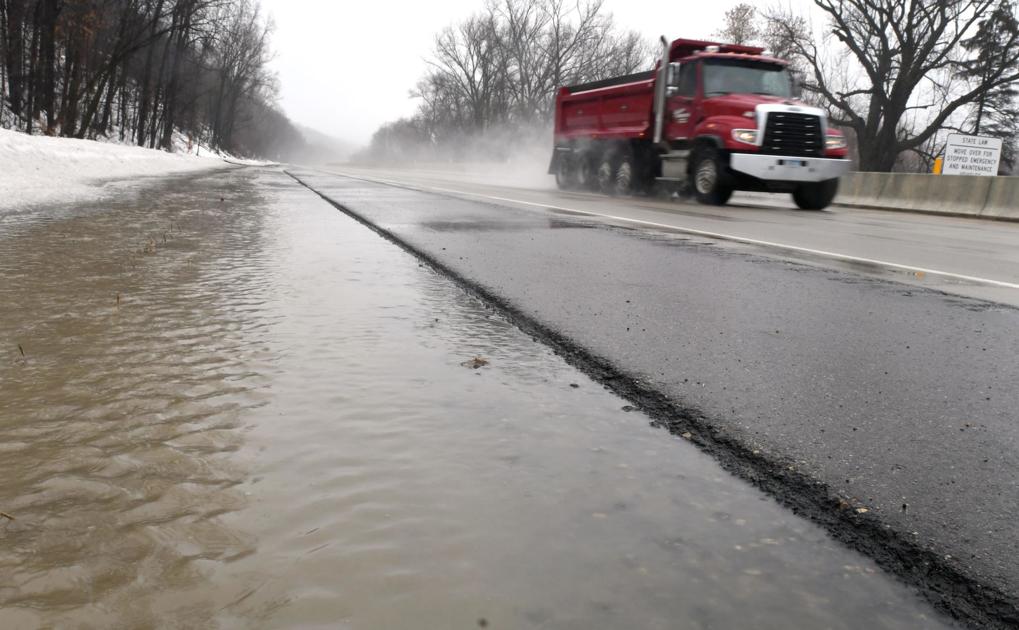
[665,62,699,147]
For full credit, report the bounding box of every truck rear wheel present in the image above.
[793,179,839,210]
[575,154,596,190]
[555,155,576,190]
[613,153,638,196]
[597,155,617,195]
[692,147,733,206]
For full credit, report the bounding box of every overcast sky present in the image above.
[259,0,810,146]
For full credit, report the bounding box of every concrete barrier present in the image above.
[980,176,1019,220]
[835,172,1019,220]
[836,172,888,208]
[882,173,989,215]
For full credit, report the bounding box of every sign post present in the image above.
[941,133,1003,176]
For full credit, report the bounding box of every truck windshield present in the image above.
[702,59,792,98]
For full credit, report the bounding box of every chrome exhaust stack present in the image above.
[653,35,670,147]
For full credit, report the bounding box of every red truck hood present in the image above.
[701,93,805,119]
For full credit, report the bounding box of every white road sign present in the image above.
[942,133,1003,176]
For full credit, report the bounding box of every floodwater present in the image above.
[0,169,953,629]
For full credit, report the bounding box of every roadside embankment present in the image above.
[837,171,1019,220]
[0,127,229,212]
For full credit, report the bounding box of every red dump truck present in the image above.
[548,38,851,210]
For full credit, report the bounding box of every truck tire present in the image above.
[554,155,576,190]
[613,153,636,196]
[597,154,617,195]
[792,179,839,210]
[575,153,596,190]
[692,147,733,206]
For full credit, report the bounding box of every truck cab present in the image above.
[549,38,851,210]
[656,40,850,208]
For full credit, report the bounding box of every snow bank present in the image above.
[0,127,229,212]
[223,157,279,167]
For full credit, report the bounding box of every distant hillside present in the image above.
[294,125,357,164]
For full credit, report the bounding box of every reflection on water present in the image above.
[0,169,951,628]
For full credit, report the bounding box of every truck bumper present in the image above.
[730,154,850,183]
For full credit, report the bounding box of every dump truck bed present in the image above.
[554,73,656,142]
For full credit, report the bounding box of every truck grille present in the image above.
[760,112,823,157]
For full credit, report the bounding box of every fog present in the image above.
[350,122,558,190]
[260,0,816,151]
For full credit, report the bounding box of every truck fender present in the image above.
[693,135,724,150]
[546,154,562,176]
[548,150,561,175]
[548,146,573,175]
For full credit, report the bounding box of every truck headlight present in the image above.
[732,129,757,145]
[826,134,848,150]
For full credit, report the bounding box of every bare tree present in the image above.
[209,0,275,148]
[765,0,1019,172]
[427,10,506,132]
[373,0,652,161]
[715,3,760,46]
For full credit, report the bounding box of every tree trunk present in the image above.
[147,24,174,148]
[38,0,59,132]
[3,0,25,118]
[117,67,128,141]
[136,0,166,146]
[161,4,192,150]
[24,9,37,133]
[99,66,118,134]
[76,70,110,138]
[61,41,84,137]
[857,127,901,172]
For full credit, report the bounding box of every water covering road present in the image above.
[0,168,954,628]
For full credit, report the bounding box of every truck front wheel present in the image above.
[792,179,839,211]
[692,148,733,206]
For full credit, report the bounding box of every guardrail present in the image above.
[836,172,1019,220]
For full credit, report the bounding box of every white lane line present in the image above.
[326,170,1019,291]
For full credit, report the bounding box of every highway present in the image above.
[289,164,1019,628]
[332,164,1019,306]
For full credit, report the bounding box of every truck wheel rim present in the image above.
[696,160,717,194]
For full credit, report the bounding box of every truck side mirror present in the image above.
[668,63,682,87]
[665,63,682,97]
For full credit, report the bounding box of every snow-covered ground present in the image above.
[0,128,231,212]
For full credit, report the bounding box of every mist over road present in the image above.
[291,165,1019,628]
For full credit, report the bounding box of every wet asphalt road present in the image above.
[290,168,1019,627]
[331,164,1019,307]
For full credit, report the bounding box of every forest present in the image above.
[0,0,304,159]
